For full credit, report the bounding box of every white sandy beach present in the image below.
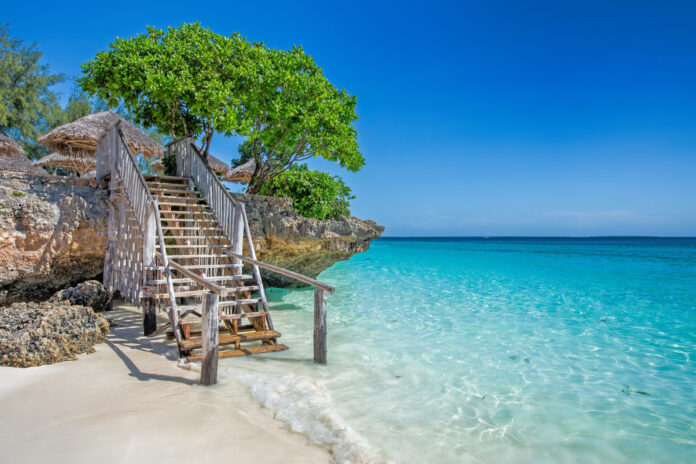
[0,305,330,464]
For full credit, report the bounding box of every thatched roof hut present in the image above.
[207,154,233,178]
[0,134,24,157]
[34,152,96,176]
[0,151,36,173]
[38,111,163,159]
[0,134,46,175]
[224,158,256,183]
[149,158,164,171]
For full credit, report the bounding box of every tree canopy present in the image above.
[80,22,364,192]
[238,44,364,193]
[79,23,252,157]
[0,23,64,158]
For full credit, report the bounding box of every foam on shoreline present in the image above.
[224,367,387,464]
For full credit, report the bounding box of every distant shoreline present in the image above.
[378,235,696,240]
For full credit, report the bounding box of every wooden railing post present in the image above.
[201,292,220,385]
[232,207,244,269]
[143,298,157,336]
[314,289,327,364]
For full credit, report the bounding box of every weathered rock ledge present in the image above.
[0,172,383,304]
[230,193,384,287]
[0,301,109,367]
[0,172,109,305]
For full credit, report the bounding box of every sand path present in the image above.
[0,306,329,464]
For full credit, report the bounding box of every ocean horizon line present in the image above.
[379,235,696,239]
[378,235,696,240]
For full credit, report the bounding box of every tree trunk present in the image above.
[246,161,266,194]
[246,179,262,194]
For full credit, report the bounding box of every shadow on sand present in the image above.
[104,310,196,385]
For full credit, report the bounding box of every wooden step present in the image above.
[174,263,240,270]
[157,201,208,208]
[161,227,221,231]
[220,311,268,320]
[149,290,209,299]
[222,285,259,293]
[157,197,206,204]
[165,324,259,339]
[164,244,228,248]
[178,311,267,327]
[147,184,191,191]
[150,188,197,195]
[160,218,218,224]
[148,287,253,299]
[218,298,261,307]
[159,210,215,216]
[179,330,281,350]
[146,263,241,272]
[168,255,231,260]
[186,344,289,361]
[148,275,252,285]
[162,235,228,240]
[144,174,188,182]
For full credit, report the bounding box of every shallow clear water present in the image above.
[220,237,696,463]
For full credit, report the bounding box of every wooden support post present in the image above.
[143,298,157,336]
[201,292,220,385]
[232,208,244,269]
[314,289,327,364]
[142,209,157,269]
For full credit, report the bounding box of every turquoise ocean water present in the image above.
[219,237,696,463]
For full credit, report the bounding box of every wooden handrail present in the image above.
[111,126,181,344]
[223,250,335,293]
[188,143,244,209]
[157,252,229,297]
[186,143,335,294]
[116,126,157,209]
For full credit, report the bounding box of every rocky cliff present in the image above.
[231,193,384,287]
[0,172,383,304]
[0,173,109,305]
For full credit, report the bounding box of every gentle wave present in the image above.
[225,368,387,464]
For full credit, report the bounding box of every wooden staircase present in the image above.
[101,127,334,380]
[142,174,288,360]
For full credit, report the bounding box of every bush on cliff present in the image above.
[259,164,354,220]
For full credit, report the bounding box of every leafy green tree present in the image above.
[57,89,94,125]
[0,23,64,158]
[80,23,364,193]
[238,45,364,193]
[259,164,354,220]
[79,23,252,158]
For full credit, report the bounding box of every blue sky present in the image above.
[5,1,696,236]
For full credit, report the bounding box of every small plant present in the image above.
[12,191,25,197]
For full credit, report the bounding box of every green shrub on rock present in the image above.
[259,164,354,220]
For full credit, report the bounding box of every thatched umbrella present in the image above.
[207,154,233,178]
[0,134,24,157]
[38,111,163,159]
[223,158,256,183]
[0,134,46,175]
[149,158,164,171]
[34,152,96,176]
